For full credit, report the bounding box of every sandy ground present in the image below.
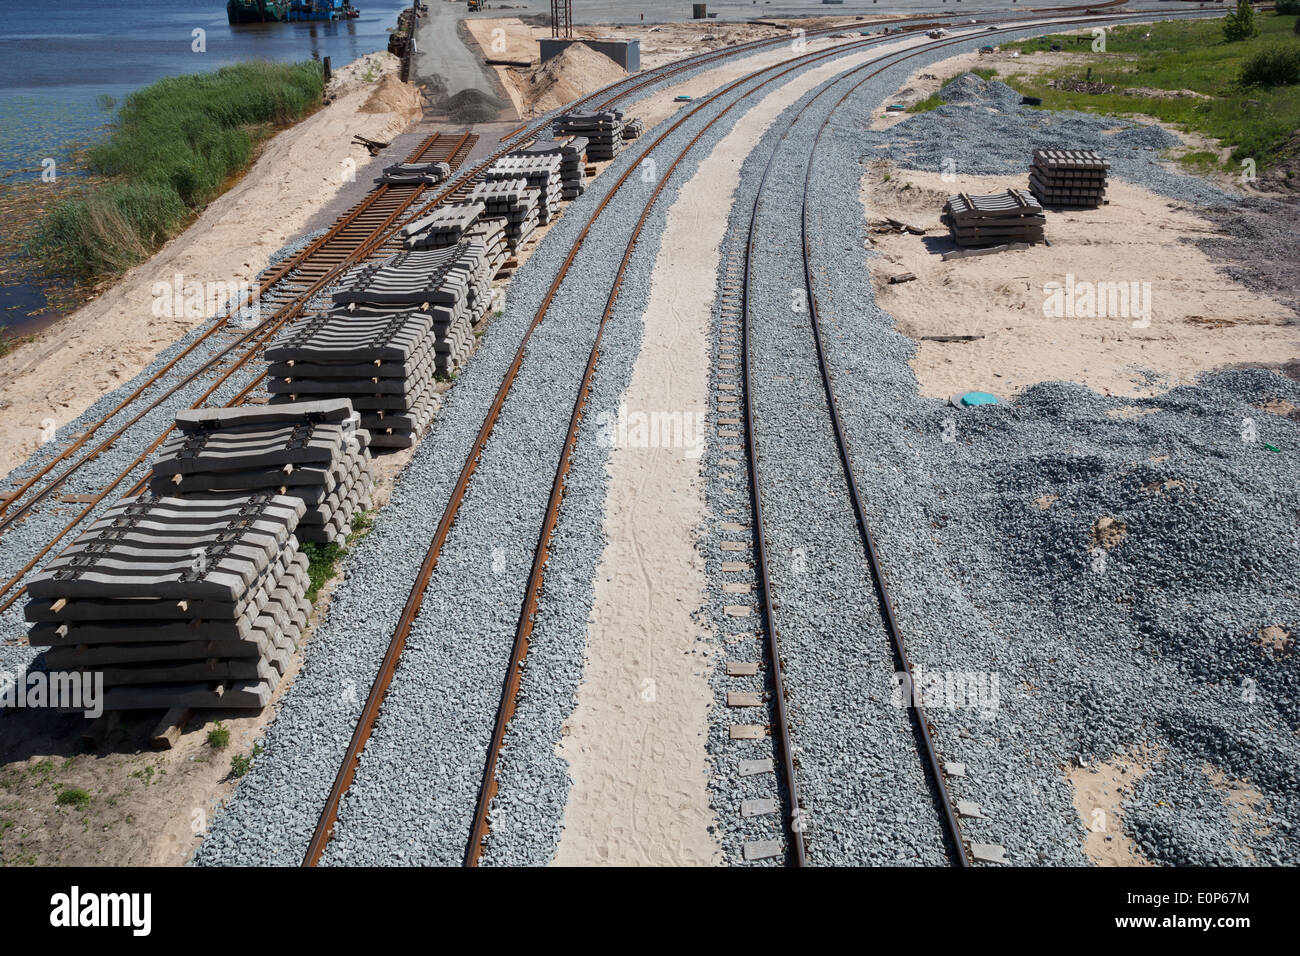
[0,53,421,480]
[1065,751,1155,866]
[554,32,936,867]
[463,14,910,118]
[1064,750,1272,867]
[862,164,1299,400]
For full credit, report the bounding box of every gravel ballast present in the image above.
[798,67,1300,864]
[194,35,906,866]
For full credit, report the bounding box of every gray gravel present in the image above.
[194,35,902,866]
[0,230,326,679]
[864,72,1237,207]
[799,59,1300,864]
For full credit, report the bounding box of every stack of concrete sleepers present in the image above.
[486,153,562,224]
[622,118,644,141]
[267,310,444,450]
[520,136,588,199]
[1029,149,1108,208]
[464,215,510,277]
[402,200,485,250]
[470,177,538,251]
[148,401,372,547]
[267,242,493,446]
[554,110,625,160]
[941,189,1046,247]
[378,160,451,186]
[24,493,309,711]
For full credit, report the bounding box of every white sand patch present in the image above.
[862,165,1298,400]
[553,34,931,867]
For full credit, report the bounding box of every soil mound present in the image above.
[441,88,503,123]
[519,42,627,114]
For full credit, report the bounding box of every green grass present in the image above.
[301,541,347,603]
[32,60,324,280]
[299,510,374,602]
[55,787,91,810]
[229,744,263,779]
[1002,16,1300,171]
[206,721,231,749]
[908,67,998,113]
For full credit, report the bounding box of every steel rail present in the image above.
[733,30,988,870]
[0,6,1036,609]
[0,131,462,529]
[307,4,1217,867]
[0,4,1119,534]
[0,134,478,614]
[734,3,1204,863]
[305,28,922,869]
[0,18,889,575]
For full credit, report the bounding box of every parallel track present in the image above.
[0,9,971,619]
[305,26,929,868]
[332,8,1209,868]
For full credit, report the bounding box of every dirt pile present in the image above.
[518,42,627,115]
[440,88,504,123]
[360,73,423,121]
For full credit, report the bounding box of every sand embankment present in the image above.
[0,52,421,479]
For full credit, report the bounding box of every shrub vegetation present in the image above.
[34,61,323,279]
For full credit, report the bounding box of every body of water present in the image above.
[0,0,410,334]
[0,0,410,183]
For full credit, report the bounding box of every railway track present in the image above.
[303,25,955,867]
[297,8,1198,865]
[4,3,1217,863]
[730,35,984,866]
[0,9,978,625]
[0,132,477,617]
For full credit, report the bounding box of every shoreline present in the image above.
[0,51,422,478]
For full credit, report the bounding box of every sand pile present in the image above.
[361,73,423,120]
[519,43,626,115]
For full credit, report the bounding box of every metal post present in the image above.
[550,0,573,39]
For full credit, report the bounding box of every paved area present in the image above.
[416,2,517,120]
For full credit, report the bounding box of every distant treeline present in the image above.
[34,60,324,279]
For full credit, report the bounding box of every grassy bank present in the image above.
[32,60,324,280]
[1001,14,1300,176]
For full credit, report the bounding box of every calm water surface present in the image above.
[0,0,410,182]
[0,0,408,331]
